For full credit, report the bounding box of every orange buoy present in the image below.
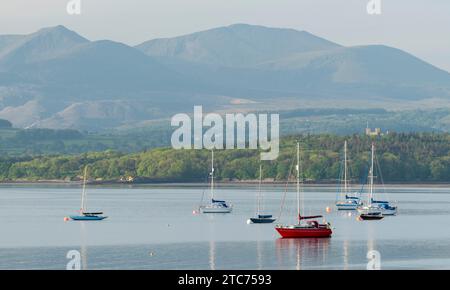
[64,217,70,222]
[326,206,331,213]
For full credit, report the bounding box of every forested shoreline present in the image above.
[0,133,449,183]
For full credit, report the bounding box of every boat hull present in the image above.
[70,215,107,221]
[250,217,276,224]
[357,206,380,214]
[200,207,232,213]
[358,206,397,216]
[380,208,397,216]
[336,203,358,210]
[360,214,384,220]
[275,226,332,238]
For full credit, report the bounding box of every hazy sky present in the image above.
[1,0,449,71]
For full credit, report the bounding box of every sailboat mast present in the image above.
[257,164,262,215]
[210,150,214,200]
[80,166,88,212]
[297,142,300,223]
[344,140,348,194]
[369,143,375,206]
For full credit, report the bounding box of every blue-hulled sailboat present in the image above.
[371,199,397,215]
[70,166,107,221]
[336,141,361,210]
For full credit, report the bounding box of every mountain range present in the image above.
[1,24,450,130]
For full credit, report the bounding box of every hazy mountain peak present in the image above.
[226,23,305,34]
[32,25,88,42]
[1,24,450,131]
[136,23,341,67]
[0,25,89,66]
[256,44,450,85]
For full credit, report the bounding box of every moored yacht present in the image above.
[199,150,233,214]
[357,143,393,219]
[248,164,276,224]
[69,166,107,221]
[275,142,332,238]
[336,141,361,210]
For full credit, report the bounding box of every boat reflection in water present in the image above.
[209,240,216,270]
[256,240,264,270]
[343,239,350,270]
[275,238,330,270]
[338,209,357,219]
[80,223,88,270]
[68,222,88,270]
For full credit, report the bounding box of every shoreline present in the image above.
[1,180,450,187]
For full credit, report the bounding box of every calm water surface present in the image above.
[0,184,450,269]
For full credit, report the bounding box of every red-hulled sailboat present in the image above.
[275,142,332,238]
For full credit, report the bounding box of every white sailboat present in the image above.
[372,201,397,216]
[358,143,397,216]
[200,150,233,213]
[336,140,361,210]
[357,143,384,220]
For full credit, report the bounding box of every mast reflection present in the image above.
[275,238,330,269]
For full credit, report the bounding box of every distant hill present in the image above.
[137,25,450,102]
[2,108,450,157]
[1,24,450,130]
[257,45,450,85]
[136,23,341,67]
[0,25,88,67]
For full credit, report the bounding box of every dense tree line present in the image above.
[1,133,450,183]
[0,127,172,156]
